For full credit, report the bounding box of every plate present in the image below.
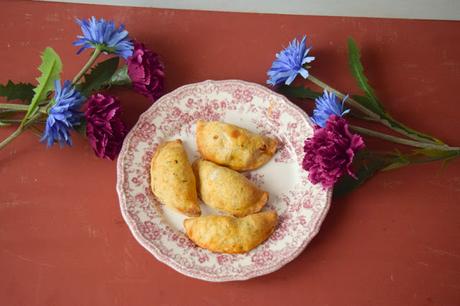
[116,80,331,282]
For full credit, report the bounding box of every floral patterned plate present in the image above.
[116,80,331,282]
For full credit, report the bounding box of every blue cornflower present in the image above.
[312,90,350,128]
[73,17,133,59]
[267,35,315,86]
[41,80,85,147]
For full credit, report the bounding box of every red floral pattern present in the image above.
[117,80,331,282]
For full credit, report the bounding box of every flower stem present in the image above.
[0,112,42,150]
[0,47,103,150]
[307,75,371,115]
[0,103,30,111]
[72,47,102,84]
[349,124,460,151]
[307,74,440,144]
[0,118,45,124]
[0,105,47,118]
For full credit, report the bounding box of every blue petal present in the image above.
[285,73,297,85]
[311,90,350,127]
[267,35,314,86]
[73,16,133,58]
[298,67,309,79]
[41,80,85,147]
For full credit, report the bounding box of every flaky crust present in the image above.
[193,159,268,217]
[196,120,277,171]
[184,211,278,254]
[150,139,201,217]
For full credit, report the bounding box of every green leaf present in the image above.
[108,65,131,87]
[351,95,385,116]
[382,113,445,144]
[347,38,385,115]
[382,148,460,171]
[381,149,409,171]
[23,47,62,124]
[333,146,460,197]
[0,81,34,103]
[74,119,87,137]
[348,38,442,145]
[382,159,410,171]
[278,85,321,100]
[414,148,454,158]
[79,57,119,96]
[411,148,460,162]
[333,151,390,197]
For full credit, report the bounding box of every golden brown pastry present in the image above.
[193,159,268,217]
[150,139,201,217]
[196,120,278,171]
[184,211,278,254]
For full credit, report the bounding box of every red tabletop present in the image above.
[1,2,460,305]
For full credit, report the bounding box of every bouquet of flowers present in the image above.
[1,20,458,196]
[0,17,165,159]
[267,36,459,195]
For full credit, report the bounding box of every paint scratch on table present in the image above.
[103,231,110,248]
[2,249,56,268]
[124,246,135,262]
[45,13,60,23]
[425,246,460,259]
[0,200,30,209]
[86,225,98,239]
[107,277,149,283]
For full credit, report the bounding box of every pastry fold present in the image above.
[184,211,278,254]
[196,120,277,171]
[193,159,268,217]
[150,139,201,217]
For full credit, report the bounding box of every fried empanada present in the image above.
[196,120,277,171]
[184,211,278,254]
[193,159,268,217]
[150,139,201,217]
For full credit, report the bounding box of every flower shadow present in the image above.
[108,87,153,131]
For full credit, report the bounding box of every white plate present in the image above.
[116,80,331,282]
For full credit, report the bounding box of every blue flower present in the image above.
[267,35,315,86]
[312,90,350,128]
[73,17,133,59]
[41,80,85,147]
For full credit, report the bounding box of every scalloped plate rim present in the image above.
[116,79,332,282]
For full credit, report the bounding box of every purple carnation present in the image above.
[302,115,365,188]
[127,41,165,101]
[85,93,127,160]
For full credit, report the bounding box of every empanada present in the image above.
[196,120,278,171]
[150,139,201,217]
[184,211,278,254]
[193,160,268,217]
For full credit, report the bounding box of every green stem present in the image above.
[308,75,375,117]
[72,47,102,84]
[0,103,30,111]
[307,74,439,144]
[0,112,42,150]
[349,124,459,152]
[1,48,103,150]
[0,118,45,124]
